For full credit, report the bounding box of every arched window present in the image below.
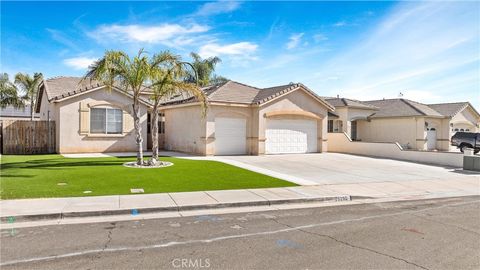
[466,129,470,132]
[460,129,464,131]
[430,128,436,131]
[454,128,459,131]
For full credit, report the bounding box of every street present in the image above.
[1,196,480,270]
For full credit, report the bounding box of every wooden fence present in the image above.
[1,120,55,154]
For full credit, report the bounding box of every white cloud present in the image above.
[63,57,97,70]
[199,42,258,58]
[195,1,241,16]
[333,21,347,27]
[286,33,304,49]
[313,34,328,43]
[89,23,209,45]
[310,1,479,107]
[47,28,81,51]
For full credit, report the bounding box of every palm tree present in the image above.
[14,72,43,121]
[83,49,151,165]
[148,51,207,164]
[0,73,24,109]
[187,52,224,87]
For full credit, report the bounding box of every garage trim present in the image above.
[264,110,322,120]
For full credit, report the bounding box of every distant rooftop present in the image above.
[0,105,38,119]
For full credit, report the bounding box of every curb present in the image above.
[1,195,355,223]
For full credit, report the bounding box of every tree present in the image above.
[148,51,207,164]
[14,72,43,121]
[187,52,224,87]
[83,50,151,165]
[0,73,24,109]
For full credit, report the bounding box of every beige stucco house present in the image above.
[36,77,151,153]
[160,81,334,155]
[36,77,334,155]
[325,97,480,151]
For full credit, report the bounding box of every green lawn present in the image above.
[0,155,296,200]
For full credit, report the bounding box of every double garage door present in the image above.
[214,117,317,155]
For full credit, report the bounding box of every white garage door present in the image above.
[266,119,317,154]
[215,117,247,155]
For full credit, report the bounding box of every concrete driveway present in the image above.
[220,153,478,185]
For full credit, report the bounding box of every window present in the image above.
[327,120,333,133]
[454,128,459,131]
[460,129,464,131]
[466,129,470,131]
[90,108,123,134]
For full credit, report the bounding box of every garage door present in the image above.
[265,119,317,154]
[215,117,247,155]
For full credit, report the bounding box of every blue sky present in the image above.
[2,1,479,107]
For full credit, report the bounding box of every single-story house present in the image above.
[36,77,334,155]
[160,81,334,155]
[36,76,152,153]
[325,97,480,151]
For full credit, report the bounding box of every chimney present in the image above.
[336,94,339,98]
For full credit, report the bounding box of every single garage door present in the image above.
[215,117,247,155]
[265,119,317,154]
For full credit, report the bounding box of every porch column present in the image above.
[438,118,452,151]
[318,117,328,152]
[415,117,427,150]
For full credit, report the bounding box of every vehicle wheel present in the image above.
[459,145,465,153]
[475,149,480,154]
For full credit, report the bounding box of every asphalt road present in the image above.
[1,196,480,270]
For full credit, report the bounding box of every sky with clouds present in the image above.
[1,1,479,107]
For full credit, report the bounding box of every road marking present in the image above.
[1,199,478,266]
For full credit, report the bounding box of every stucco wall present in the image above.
[163,105,206,155]
[54,89,148,153]
[328,132,463,167]
[357,117,418,149]
[39,90,56,121]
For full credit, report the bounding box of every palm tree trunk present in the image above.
[132,97,144,165]
[151,102,160,162]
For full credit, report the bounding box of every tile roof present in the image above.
[323,97,378,110]
[41,76,152,105]
[428,102,470,117]
[364,99,444,118]
[162,80,334,110]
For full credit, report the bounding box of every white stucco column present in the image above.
[319,117,328,152]
[438,118,452,151]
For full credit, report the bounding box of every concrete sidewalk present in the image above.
[2,178,479,223]
[0,186,351,221]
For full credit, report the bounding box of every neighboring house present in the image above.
[0,105,39,121]
[324,97,378,141]
[36,77,334,155]
[326,97,480,151]
[36,76,153,153]
[160,81,334,155]
[429,102,479,133]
